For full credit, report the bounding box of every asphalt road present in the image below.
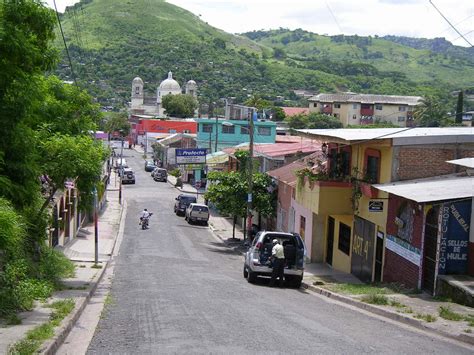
[87,149,471,354]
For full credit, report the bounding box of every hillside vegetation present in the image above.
[53,0,473,109]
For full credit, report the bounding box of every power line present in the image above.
[53,0,77,86]
[429,0,473,47]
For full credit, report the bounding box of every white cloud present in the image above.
[44,0,474,46]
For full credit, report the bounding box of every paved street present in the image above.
[86,149,471,354]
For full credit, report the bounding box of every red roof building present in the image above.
[134,119,197,135]
[282,107,309,117]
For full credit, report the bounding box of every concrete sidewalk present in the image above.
[0,178,125,354]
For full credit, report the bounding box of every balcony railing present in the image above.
[322,105,333,114]
[360,106,374,116]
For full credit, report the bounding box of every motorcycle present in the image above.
[140,213,153,230]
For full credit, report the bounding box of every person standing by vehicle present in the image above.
[269,239,285,287]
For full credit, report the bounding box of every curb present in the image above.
[39,196,126,354]
[302,282,474,346]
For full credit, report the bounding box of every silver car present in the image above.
[244,231,306,287]
[185,203,209,225]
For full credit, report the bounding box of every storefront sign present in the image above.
[438,201,471,275]
[369,201,383,212]
[176,149,207,164]
[386,235,421,266]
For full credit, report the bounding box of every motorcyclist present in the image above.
[140,208,152,228]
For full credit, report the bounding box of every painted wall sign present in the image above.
[386,235,421,267]
[438,200,471,275]
[175,148,207,164]
[369,201,383,212]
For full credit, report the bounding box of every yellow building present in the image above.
[308,93,422,127]
[294,127,474,283]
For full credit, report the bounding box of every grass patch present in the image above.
[91,263,103,269]
[464,328,472,333]
[360,294,389,305]
[462,314,474,326]
[433,295,453,303]
[324,282,415,296]
[389,299,406,308]
[78,265,86,268]
[104,294,114,307]
[414,313,437,322]
[8,299,75,354]
[5,313,22,326]
[439,306,464,321]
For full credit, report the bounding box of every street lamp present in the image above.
[246,109,255,240]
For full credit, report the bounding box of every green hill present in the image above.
[53,0,473,109]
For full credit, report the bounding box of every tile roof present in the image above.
[267,161,306,184]
[223,140,322,158]
[309,93,422,105]
[282,107,310,117]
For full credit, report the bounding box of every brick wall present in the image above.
[383,249,420,288]
[386,194,424,249]
[397,145,474,181]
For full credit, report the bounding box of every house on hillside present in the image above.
[308,93,422,127]
[294,127,474,289]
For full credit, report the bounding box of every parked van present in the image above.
[121,168,135,184]
[174,194,197,216]
[152,168,168,182]
[185,203,210,225]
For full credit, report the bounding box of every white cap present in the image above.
[272,239,279,244]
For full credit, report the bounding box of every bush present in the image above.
[37,247,75,285]
[169,168,182,178]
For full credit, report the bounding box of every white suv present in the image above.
[185,203,209,225]
[244,231,306,287]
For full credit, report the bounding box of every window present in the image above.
[313,103,318,108]
[397,116,405,122]
[258,126,271,136]
[222,125,235,134]
[375,104,383,110]
[333,113,340,118]
[241,125,249,135]
[135,86,140,94]
[183,129,191,133]
[352,103,358,109]
[338,223,351,255]
[352,114,357,119]
[334,103,341,108]
[364,148,381,183]
[399,106,406,112]
[202,124,213,133]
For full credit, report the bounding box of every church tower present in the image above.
[131,77,144,109]
[185,80,198,99]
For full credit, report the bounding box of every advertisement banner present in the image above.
[175,149,207,165]
[438,200,471,275]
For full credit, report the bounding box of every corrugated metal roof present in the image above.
[447,158,474,169]
[309,93,422,105]
[297,127,474,145]
[373,174,474,203]
[223,141,321,158]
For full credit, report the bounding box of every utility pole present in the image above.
[246,108,255,241]
[119,133,124,204]
[214,115,218,153]
[93,186,98,264]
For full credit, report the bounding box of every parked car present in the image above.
[153,168,168,182]
[185,203,210,225]
[145,160,156,172]
[121,168,135,184]
[244,231,306,287]
[174,194,197,216]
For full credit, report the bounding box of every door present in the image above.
[374,232,384,283]
[422,207,440,294]
[351,216,375,283]
[326,217,335,265]
[52,206,59,247]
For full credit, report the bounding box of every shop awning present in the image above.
[373,174,474,203]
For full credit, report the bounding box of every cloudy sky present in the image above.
[45,0,473,47]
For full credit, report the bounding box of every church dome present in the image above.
[159,71,181,91]
[132,76,144,84]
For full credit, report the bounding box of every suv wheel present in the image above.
[289,275,303,288]
[243,266,248,279]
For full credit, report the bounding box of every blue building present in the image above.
[195,118,277,153]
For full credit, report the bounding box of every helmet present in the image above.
[272,239,279,244]
[144,208,148,211]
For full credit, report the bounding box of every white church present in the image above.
[130,71,198,117]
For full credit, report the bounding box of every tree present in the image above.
[414,96,448,127]
[271,106,286,121]
[307,113,343,129]
[103,112,131,137]
[455,90,464,124]
[286,114,309,129]
[37,132,108,213]
[162,94,198,118]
